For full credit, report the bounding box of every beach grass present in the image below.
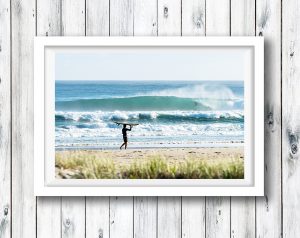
[55,150,244,179]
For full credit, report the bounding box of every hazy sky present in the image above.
[55,47,250,81]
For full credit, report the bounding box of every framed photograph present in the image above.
[34,37,264,196]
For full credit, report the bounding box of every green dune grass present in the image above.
[56,152,244,179]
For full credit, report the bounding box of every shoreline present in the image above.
[55,142,244,151]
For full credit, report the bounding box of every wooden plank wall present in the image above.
[1,0,297,236]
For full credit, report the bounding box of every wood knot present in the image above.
[259,31,263,36]
[267,111,274,130]
[65,218,71,228]
[265,195,269,212]
[195,17,202,28]
[291,143,298,155]
[3,206,8,216]
[98,228,103,238]
[290,52,294,57]
[164,6,168,18]
[288,132,299,158]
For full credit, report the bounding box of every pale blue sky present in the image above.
[55,47,250,81]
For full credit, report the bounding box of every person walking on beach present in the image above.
[120,124,132,150]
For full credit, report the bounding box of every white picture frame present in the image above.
[34,37,264,196]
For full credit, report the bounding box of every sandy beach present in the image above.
[56,147,244,179]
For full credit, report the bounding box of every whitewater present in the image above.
[55,80,244,149]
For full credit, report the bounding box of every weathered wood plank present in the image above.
[231,0,255,36]
[133,2,158,237]
[256,0,282,237]
[230,197,255,238]
[62,0,86,36]
[110,197,134,238]
[0,0,11,237]
[36,0,62,36]
[181,1,206,237]
[37,197,61,238]
[133,0,157,36]
[134,197,157,238]
[110,0,134,36]
[182,197,205,238]
[205,1,231,237]
[230,1,256,237]
[182,0,205,36]
[282,0,300,236]
[86,197,109,238]
[60,1,86,238]
[86,0,109,36]
[206,0,230,36]
[157,197,181,238]
[11,0,36,237]
[36,1,62,237]
[206,198,230,238]
[157,0,181,35]
[62,197,85,238]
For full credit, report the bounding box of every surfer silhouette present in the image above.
[120,124,132,150]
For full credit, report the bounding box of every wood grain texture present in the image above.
[61,197,85,238]
[182,197,205,238]
[61,0,86,36]
[36,0,61,36]
[133,0,157,36]
[256,0,282,237]
[230,197,255,238]
[157,0,181,36]
[11,0,36,237]
[182,0,205,36]
[282,0,300,237]
[0,0,10,237]
[206,198,230,238]
[157,197,181,238]
[231,0,255,36]
[206,0,230,35]
[36,1,62,237]
[230,1,256,237]
[37,197,61,238]
[110,197,133,238]
[110,0,133,36]
[86,197,110,238]
[134,197,157,238]
[86,0,109,36]
[205,2,231,237]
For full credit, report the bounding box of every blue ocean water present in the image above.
[55,80,244,149]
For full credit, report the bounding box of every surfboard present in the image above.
[113,121,139,126]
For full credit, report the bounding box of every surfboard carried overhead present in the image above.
[113,121,139,126]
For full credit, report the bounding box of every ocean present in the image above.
[55,80,244,149]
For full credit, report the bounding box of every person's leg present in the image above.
[125,142,128,149]
[120,142,125,149]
